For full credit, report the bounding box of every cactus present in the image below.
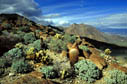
[26,47,35,56]
[68,42,79,65]
[104,48,111,55]
[15,43,24,49]
[54,33,63,39]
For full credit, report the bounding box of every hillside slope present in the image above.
[64,23,127,46]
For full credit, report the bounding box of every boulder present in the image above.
[89,54,107,70]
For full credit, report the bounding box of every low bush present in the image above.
[3,48,23,59]
[104,69,127,84]
[48,38,67,52]
[0,68,5,76]
[0,58,11,68]
[40,66,57,78]
[11,59,33,73]
[63,34,76,43]
[23,32,36,44]
[74,60,101,83]
[18,26,30,32]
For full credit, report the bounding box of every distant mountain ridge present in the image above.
[64,23,108,42]
[64,23,127,47]
[98,28,127,36]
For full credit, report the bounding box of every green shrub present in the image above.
[31,40,42,51]
[23,32,36,44]
[35,29,41,38]
[48,34,76,52]
[3,48,23,59]
[79,45,89,51]
[40,66,57,78]
[63,34,76,43]
[104,70,127,84]
[18,26,30,32]
[0,58,11,68]
[17,31,26,39]
[2,30,9,35]
[11,59,33,73]
[48,38,67,52]
[22,40,41,56]
[74,60,101,83]
[0,68,5,76]
[2,23,12,29]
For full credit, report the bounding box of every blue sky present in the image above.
[35,0,127,28]
[0,0,127,28]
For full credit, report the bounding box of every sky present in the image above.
[0,0,127,28]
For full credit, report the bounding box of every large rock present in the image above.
[109,63,127,73]
[89,54,107,70]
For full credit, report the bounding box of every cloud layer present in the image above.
[84,13,127,28]
[0,0,42,17]
[0,0,55,25]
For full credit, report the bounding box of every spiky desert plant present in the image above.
[104,48,111,55]
[68,42,79,65]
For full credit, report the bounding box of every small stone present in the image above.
[9,72,15,76]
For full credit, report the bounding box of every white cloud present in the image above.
[0,0,42,17]
[81,13,127,29]
[98,13,127,28]
[0,0,58,25]
[43,13,60,19]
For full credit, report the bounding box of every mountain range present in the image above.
[64,23,127,47]
[98,28,127,36]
